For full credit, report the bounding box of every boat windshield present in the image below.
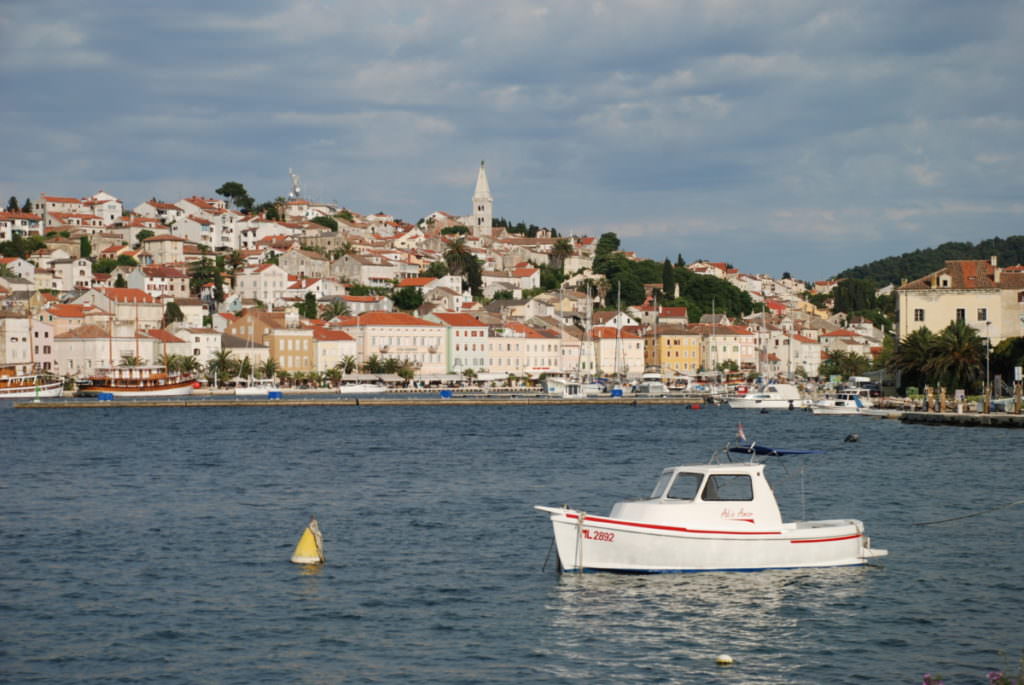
[650,471,674,498]
[666,473,702,500]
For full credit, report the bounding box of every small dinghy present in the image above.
[535,438,887,573]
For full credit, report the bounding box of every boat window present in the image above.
[666,473,702,500]
[701,475,753,501]
[650,472,674,498]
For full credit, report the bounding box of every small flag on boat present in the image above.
[737,423,746,442]
[290,515,325,564]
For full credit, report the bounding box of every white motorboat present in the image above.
[234,377,282,397]
[546,376,601,398]
[535,441,887,573]
[728,383,809,409]
[810,393,866,415]
[632,380,669,397]
[337,382,388,395]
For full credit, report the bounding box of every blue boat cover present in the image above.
[728,441,823,456]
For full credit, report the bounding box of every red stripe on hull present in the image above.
[565,512,781,536]
[790,533,862,544]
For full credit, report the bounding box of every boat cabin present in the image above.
[608,462,784,529]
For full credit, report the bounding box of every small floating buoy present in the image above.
[844,433,859,443]
[290,515,325,564]
[716,654,734,666]
[689,403,702,410]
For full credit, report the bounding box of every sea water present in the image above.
[1,402,1021,683]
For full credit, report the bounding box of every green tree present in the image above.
[134,229,155,248]
[113,273,128,288]
[189,258,219,296]
[5,196,18,212]
[819,350,871,379]
[444,238,475,276]
[661,259,675,298]
[311,216,338,231]
[206,350,237,386]
[338,209,354,222]
[441,225,469,235]
[832,278,878,314]
[362,354,384,374]
[550,237,574,273]
[21,198,32,212]
[891,327,936,392]
[258,357,278,379]
[163,301,184,327]
[392,286,424,311]
[338,355,357,375]
[323,299,351,320]
[215,181,254,213]
[79,236,92,259]
[297,292,318,319]
[119,354,143,367]
[423,261,448,278]
[925,320,985,393]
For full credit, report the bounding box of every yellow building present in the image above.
[645,324,703,375]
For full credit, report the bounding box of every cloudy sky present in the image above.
[1,1,1021,280]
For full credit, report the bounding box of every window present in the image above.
[667,473,702,500]
[978,308,987,322]
[955,309,966,323]
[914,308,925,322]
[701,475,753,501]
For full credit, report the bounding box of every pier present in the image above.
[899,411,1024,428]
[14,394,711,409]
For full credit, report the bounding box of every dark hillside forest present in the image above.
[835,235,1024,285]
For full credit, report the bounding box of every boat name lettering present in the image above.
[581,529,615,542]
[721,507,754,520]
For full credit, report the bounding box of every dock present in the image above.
[899,411,1024,428]
[13,394,711,409]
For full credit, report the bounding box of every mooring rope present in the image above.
[913,498,1024,526]
[575,512,586,572]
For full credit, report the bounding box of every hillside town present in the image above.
[2,163,1021,393]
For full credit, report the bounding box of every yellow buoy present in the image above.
[290,516,325,564]
[716,654,734,666]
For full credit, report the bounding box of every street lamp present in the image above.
[986,320,992,408]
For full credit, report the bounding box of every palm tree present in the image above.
[238,356,253,380]
[325,367,342,387]
[259,357,278,379]
[179,355,202,375]
[550,238,574,272]
[892,327,936,391]
[444,238,475,276]
[925,320,984,393]
[362,354,384,374]
[206,350,236,386]
[338,355,357,375]
[323,300,351,320]
[119,354,143,367]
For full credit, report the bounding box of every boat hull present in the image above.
[337,384,387,395]
[234,385,281,397]
[728,398,808,409]
[535,506,885,573]
[0,381,64,399]
[78,382,196,398]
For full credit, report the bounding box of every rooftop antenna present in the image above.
[288,169,302,199]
